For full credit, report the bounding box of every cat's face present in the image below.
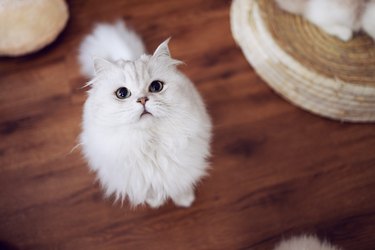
[85,40,190,128]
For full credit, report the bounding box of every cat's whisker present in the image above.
[67,143,82,155]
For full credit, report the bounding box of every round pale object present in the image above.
[230,0,375,122]
[0,0,69,56]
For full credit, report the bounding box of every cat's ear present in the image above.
[153,38,171,58]
[152,38,183,66]
[93,57,114,74]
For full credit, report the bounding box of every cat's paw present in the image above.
[172,190,195,208]
[324,25,353,41]
[146,196,164,208]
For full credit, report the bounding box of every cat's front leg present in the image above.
[171,188,195,208]
[361,1,375,41]
[305,11,354,41]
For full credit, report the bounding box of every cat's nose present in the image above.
[137,96,149,105]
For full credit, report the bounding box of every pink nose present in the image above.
[137,96,149,105]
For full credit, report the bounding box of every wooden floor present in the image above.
[1,0,375,249]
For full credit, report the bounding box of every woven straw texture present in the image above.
[230,0,375,122]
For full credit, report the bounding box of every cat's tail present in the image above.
[275,0,308,15]
[274,235,342,250]
[78,20,146,78]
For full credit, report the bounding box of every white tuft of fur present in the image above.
[78,21,146,78]
[78,21,212,208]
[274,235,342,250]
[275,0,375,42]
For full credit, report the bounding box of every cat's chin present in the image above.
[138,112,154,126]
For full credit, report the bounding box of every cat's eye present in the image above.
[115,87,131,99]
[149,80,164,93]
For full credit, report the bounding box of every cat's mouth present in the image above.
[140,109,152,118]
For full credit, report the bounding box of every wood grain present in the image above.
[0,0,374,249]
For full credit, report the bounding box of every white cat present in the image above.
[275,0,375,42]
[78,21,212,208]
[274,235,342,250]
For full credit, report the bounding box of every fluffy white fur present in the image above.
[79,21,212,208]
[275,0,375,42]
[274,235,342,250]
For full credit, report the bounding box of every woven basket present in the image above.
[230,0,375,122]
